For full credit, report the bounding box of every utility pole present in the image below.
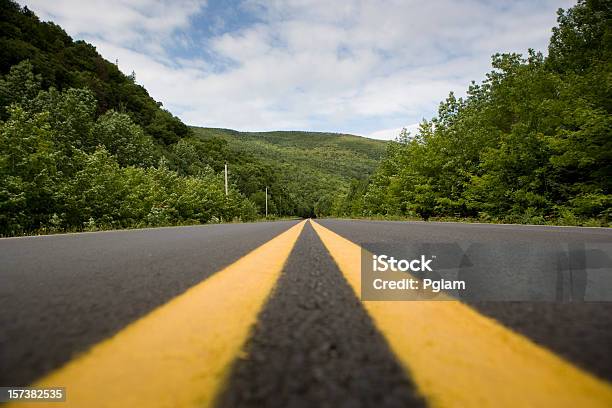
[265,186,268,218]
[224,162,228,196]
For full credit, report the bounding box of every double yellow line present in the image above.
[311,221,612,408]
[17,220,306,408]
[16,219,612,407]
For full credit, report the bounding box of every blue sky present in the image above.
[23,0,575,140]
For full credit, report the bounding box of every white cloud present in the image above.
[25,0,203,57]
[21,0,575,137]
[368,127,403,141]
[368,123,421,141]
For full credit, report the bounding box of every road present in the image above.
[1,219,611,407]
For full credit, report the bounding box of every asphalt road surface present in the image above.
[0,221,300,386]
[316,219,612,381]
[1,219,611,407]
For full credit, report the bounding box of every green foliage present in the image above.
[92,110,156,167]
[0,0,189,145]
[361,0,611,226]
[0,106,60,232]
[5,0,605,232]
[0,1,387,230]
[0,64,257,236]
[191,127,386,218]
[0,3,263,236]
[0,59,41,115]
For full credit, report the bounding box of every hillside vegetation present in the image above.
[0,1,257,236]
[342,0,611,226]
[191,127,386,217]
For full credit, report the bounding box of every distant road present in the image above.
[1,219,611,407]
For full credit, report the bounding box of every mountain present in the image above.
[193,127,385,181]
[190,127,387,217]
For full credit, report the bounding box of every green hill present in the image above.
[193,127,385,179]
[190,127,387,217]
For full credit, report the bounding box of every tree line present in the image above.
[0,0,189,145]
[332,0,611,226]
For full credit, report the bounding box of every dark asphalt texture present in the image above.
[0,220,300,386]
[317,219,612,381]
[2,218,611,399]
[216,222,425,408]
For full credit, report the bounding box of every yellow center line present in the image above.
[310,220,612,408]
[14,220,306,408]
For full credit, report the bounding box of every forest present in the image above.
[335,0,611,226]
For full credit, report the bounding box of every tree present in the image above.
[92,110,156,167]
[0,60,41,118]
